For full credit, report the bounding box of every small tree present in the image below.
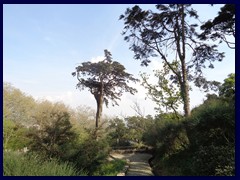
[27,103,76,159]
[141,61,182,118]
[108,118,128,146]
[72,50,138,132]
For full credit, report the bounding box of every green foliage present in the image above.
[3,83,117,176]
[3,82,37,125]
[69,137,111,175]
[27,102,77,159]
[192,145,235,176]
[72,49,138,128]
[150,115,188,158]
[151,97,235,176]
[219,73,235,100]
[146,76,234,176]
[186,98,235,148]
[141,61,182,116]
[125,116,154,144]
[108,118,129,146]
[93,159,126,176]
[4,151,87,176]
[184,97,235,176]
[120,4,225,116]
[72,50,138,107]
[3,119,30,150]
[199,4,235,49]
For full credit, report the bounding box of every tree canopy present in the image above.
[199,4,235,49]
[120,4,225,116]
[72,49,138,128]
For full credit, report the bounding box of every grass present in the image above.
[4,151,87,176]
[93,159,127,176]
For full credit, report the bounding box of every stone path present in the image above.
[110,152,154,176]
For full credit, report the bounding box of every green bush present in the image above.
[93,159,126,176]
[144,114,189,158]
[4,151,87,176]
[183,99,234,175]
[192,145,235,176]
[186,99,234,148]
[150,98,235,176]
[69,137,111,175]
[3,119,30,151]
[27,106,77,159]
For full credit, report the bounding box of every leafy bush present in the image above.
[27,103,77,159]
[186,99,234,148]
[192,145,235,176]
[4,151,87,176]
[3,119,30,151]
[69,137,111,175]
[150,97,235,176]
[183,98,234,175]
[107,118,129,147]
[144,113,189,158]
[93,159,126,176]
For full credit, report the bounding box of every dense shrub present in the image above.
[27,103,77,159]
[69,136,111,175]
[4,151,87,176]
[144,113,189,157]
[149,98,235,176]
[3,119,30,151]
[3,83,118,176]
[186,99,234,148]
[192,145,235,175]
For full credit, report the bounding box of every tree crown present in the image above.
[72,50,139,107]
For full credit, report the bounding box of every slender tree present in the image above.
[72,50,138,131]
[141,61,182,118]
[120,4,225,117]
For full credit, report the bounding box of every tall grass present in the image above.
[4,151,87,176]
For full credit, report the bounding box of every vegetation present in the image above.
[141,62,182,117]
[27,102,76,159]
[4,151,87,176]
[72,49,138,132]
[3,83,124,176]
[199,4,235,49]
[120,4,225,117]
[3,73,235,176]
[3,4,235,177]
[146,74,235,176]
[93,159,126,176]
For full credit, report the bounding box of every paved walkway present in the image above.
[110,152,154,176]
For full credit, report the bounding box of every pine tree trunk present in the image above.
[181,69,191,117]
[94,83,104,139]
[180,4,191,117]
[96,96,103,128]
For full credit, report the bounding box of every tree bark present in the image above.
[94,82,104,139]
[96,95,103,128]
[179,4,191,117]
[180,73,191,117]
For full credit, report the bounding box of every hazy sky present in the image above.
[3,4,235,117]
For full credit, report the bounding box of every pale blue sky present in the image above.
[3,4,235,117]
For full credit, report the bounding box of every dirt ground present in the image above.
[110,152,154,176]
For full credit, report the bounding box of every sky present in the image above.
[3,4,235,117]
